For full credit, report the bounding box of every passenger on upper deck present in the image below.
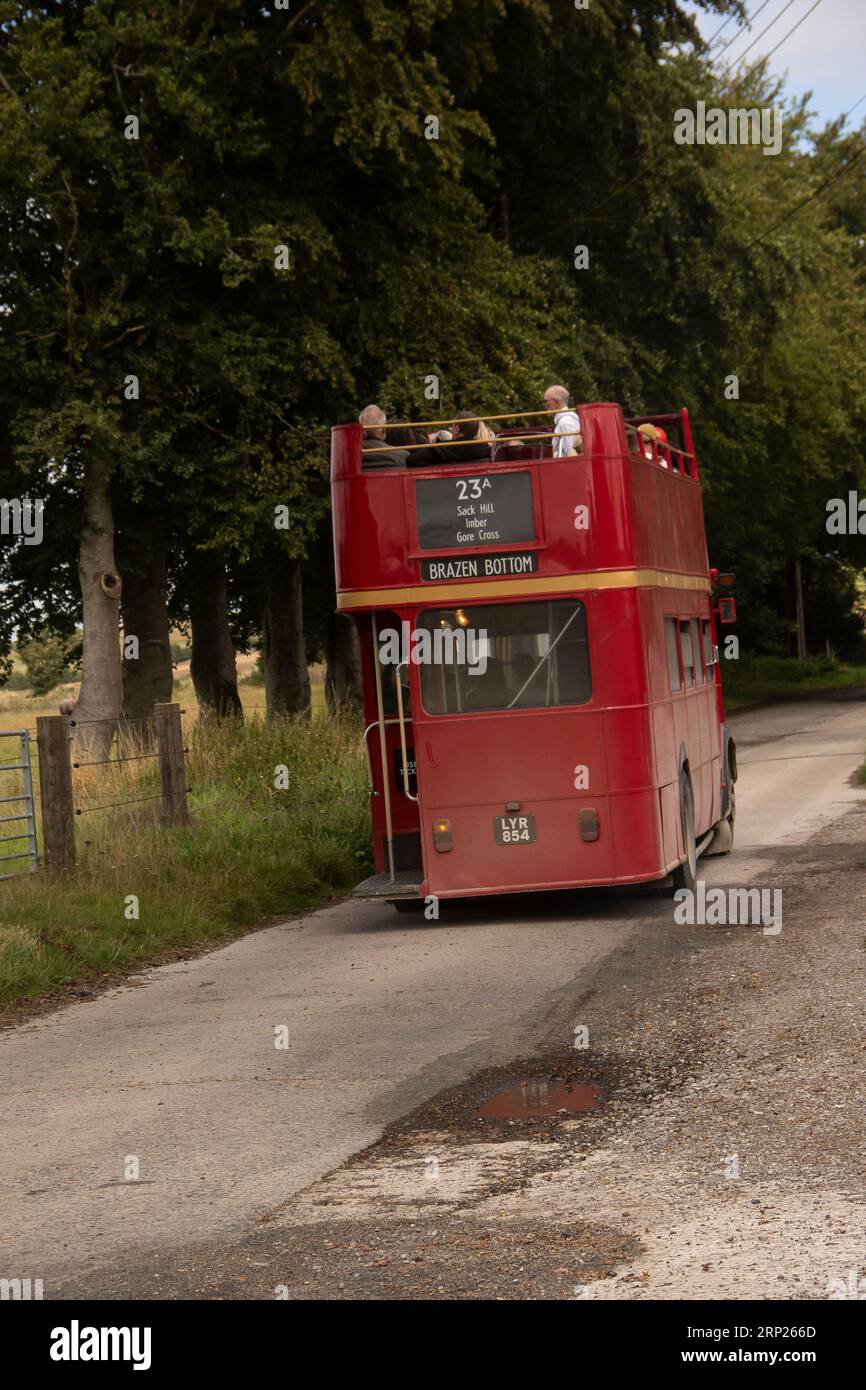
[399,410,491,467]
[637,422,670,468]
[543,384,582,457]
[359,404,409,469]
[655,425,671,468]
[389,423,453,468]
[447,411,492,464]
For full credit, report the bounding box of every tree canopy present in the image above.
[1,0,864,692]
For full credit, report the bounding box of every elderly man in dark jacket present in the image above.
[359,404,409,468]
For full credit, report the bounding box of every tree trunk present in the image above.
[325,613,363,715]
[794,556,807,660]
[120,526,173,726]
[499,190,510,244]
[263,556,310,719]
[189,552,242,720]
[72,456,122,760]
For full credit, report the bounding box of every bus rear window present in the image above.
[417,599,591,714]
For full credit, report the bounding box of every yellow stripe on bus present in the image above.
[336,567,711,610]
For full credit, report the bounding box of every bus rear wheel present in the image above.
[672,772,697,894]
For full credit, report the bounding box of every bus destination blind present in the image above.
[414,471,535,551]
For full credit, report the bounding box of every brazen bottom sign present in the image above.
[421,552,538,581]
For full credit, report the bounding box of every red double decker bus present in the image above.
[330,402,737,911]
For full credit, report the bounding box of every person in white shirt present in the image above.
[543,384,582,457]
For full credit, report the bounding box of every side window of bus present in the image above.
[665,618,682,692]
[691,619,705,684]
[679,620,695,687]
[701,618,714,674]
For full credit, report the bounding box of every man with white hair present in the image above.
[359,403,408,469]
[543,384,582,458]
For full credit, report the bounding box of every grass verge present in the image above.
[721,655,866,709]
[0,713,371,1009]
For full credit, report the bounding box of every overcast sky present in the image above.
[685,0,866,130]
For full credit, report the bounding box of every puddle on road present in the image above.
[477,1079,602,1119]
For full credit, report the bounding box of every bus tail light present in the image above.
[579,808,599,842]
[433,818,453,852]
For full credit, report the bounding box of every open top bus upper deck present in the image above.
[331,401,709,611]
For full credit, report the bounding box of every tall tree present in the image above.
[118,516,173,722]
[3,0,864,685]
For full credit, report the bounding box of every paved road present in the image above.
[1,696,864,1292]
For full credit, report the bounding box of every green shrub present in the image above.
[18,629,79,696]
[721,653,866,706]
[0,670,31,692]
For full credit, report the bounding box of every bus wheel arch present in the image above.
[726,742,737,827]
[721,725,737,819]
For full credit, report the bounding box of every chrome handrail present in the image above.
[362,717,416,799]
[395,665,418,803]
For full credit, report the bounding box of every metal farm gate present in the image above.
[0,729,38,879]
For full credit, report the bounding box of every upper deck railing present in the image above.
[332,403,698,480]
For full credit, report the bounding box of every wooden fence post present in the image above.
[155,703,190,826]
[36,715,75,871]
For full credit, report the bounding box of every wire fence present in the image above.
[19,704,192,872]
[64,713,190,820]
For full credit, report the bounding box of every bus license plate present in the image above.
[493,814,536,845]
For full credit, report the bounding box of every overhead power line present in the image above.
[837,91,866,125]
[725,0,826,95]
[840,93,866,124]
[704,5,744,48]
[718,0,802,81]
[591,0,827,214]
[747,125,866,247]
[714,0,776,55]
